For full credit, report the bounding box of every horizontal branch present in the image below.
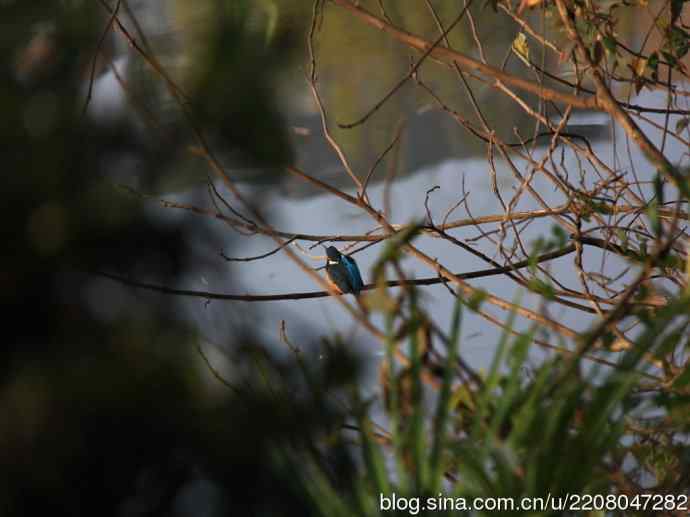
[124,172,688,246]
[94,242,576,302]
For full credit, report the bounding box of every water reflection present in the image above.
[109,0,613,195]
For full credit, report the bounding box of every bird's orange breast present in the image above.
[324,272,344,294]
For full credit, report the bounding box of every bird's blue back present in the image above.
[341,255,364,294]
[326,262,353,294]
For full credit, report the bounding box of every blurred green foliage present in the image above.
[297,288,690,516]
[1,2,359,515]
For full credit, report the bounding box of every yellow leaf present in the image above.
[512,32,531,67]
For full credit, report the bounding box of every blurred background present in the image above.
[3,0,688,515]
[3,1,357,515]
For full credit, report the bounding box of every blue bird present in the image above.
[324,246,364,295]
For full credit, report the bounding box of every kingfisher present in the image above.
[324,246,364,295]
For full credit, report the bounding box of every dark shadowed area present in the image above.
[2,2,364,515]
[3,1,690,516]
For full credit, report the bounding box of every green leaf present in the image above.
[648,51,659,70]
[654,172,665,206]
[662,50,678,67]
[467,289,488,311]
[491,329,533,436]
[668,27,690,58]
[647,198,661,238]
[374,223,421,271]
[429,299,462,493]
[450,383,476,412]
[529,237,545,273]
[653,327,684,360]
[602,35,617,54]
[358,415,391,495]
[676,117,690,133]
[528,278,556,300]
[660,253,684,270]
[551,224,568,248]
[672,365,690,388]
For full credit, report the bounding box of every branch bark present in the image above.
[553,0,690,199]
